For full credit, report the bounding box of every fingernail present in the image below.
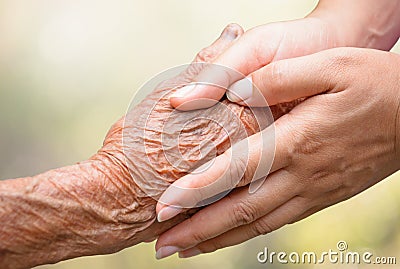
[170,84,196,99]
[221,24,239,40]
[157,206,182,222]
[178,248,202,258]
[226,76,253,103]
[155,246,181,259]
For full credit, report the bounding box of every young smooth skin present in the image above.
[155,0,400,259]
[169,0,400,111]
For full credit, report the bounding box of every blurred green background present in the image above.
[1,0,399,268]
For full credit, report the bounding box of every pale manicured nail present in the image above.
[157,206,182,222]
[178,248,202,258]
[155,246,181,259]
[226,76,253,103]
[170,84,196,99]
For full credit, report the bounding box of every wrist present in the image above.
[90,152,196,240]
[0,158,155,268]
[308,0,400,50]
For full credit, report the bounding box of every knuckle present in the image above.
[260,61,288,103]
[270,61,286,83]
[293,128,322,156]
[231,201,258,226]
[328,48,356,66]
[251,219,274,236]
[196,47,213,62]
[243,26,272,67]
[280,116,322,161]
[276,117,307,164]
[190,225,210,243]
[268,61,286,89]
[220,151,243,187]
[274,119,296,165]
[232,157,249,187]
[323,48,364,84]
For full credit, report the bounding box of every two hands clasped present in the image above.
[153,4,400,260]
[2,1,400,267]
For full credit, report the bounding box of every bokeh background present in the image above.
[1,0,399,268]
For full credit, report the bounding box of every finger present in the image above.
[178,195,310,258]
[170,24,244,110]
[156,118,293,222]
[226,48,347,107]
[143,237,157,243]
[288,184,355,224]
[191,23,244,64]
[155,169,300,259]
[288,205,322,224]
[170,26,278,110]
[170,23,244,111]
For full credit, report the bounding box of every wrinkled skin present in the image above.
[0,24,297,268]
[155,47,400,259]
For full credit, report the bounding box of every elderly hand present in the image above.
[0,24,254,268]
[155,47,400,259]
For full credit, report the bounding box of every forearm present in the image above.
[0,157,186,268]
[309,0,400,50]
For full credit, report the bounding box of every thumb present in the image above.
[170,26,279,111]
[227,48,345,107]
